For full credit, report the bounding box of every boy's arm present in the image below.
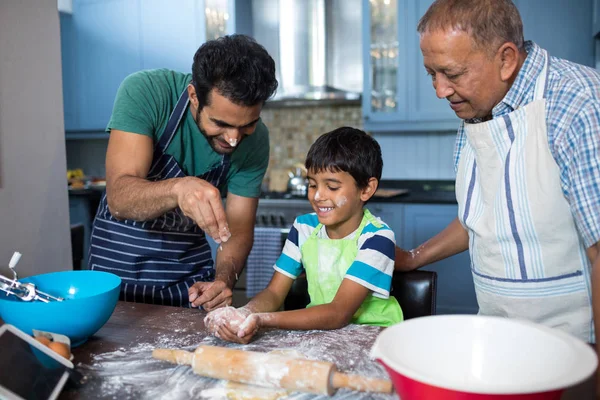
[213,271,295,343]
[252,278,370,331]
[243,271,296,313]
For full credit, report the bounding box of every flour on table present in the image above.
[79,324,395,400]
[200,381,289,400]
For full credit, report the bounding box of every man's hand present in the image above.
[188,280,232,311]
[174,176,231,243]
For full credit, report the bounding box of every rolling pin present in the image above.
[152,345,393,396]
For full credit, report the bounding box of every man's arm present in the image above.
[188,192,258,310]
[395,217,469,271]
[106,129,178,220]
[105,129,230,242]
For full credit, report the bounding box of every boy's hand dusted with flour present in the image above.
[205,127,403,344]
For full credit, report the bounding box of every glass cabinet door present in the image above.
[205,0,231,40]
[368,0,399,115]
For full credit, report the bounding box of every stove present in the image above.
[255,195,314,230]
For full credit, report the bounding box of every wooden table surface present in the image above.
[59,301,397,400]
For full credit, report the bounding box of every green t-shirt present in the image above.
[106,69,269,198]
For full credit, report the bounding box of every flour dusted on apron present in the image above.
[455,49,594,342]
[89,89,230,307]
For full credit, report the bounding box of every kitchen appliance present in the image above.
[230,196,313,305]
[371,315,598,400]
[252,0,362,104]
[0,324,74,400]
[286,167,308,197]
[256,196,314,231]
[153,345,392,395]
[0,252,64,302]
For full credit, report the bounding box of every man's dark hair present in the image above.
[305,127,383,190]
[192,34,278,109]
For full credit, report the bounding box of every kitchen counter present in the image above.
[59,302,395,400]
[374,180,456,204]
[262,180,457,205]
[67,186,105,197]
[68,180,457,204]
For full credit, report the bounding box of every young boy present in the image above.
[205,127,403,343]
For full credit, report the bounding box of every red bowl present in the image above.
[371,315,597,400]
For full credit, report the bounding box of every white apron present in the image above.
[455,49,594,343]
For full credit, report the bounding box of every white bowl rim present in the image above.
[371,315,598,395]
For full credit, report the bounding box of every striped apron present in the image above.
[455,49,594,342]
[89,89,230,307]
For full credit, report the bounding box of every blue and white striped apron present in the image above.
[89,89,230,307]
[455,49,594,342]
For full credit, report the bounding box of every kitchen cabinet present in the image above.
[514,0,594,68]
[401,204,477,315]
[71,0,143,131]
[59,13,77,131]
[595,0,600,37]
[362,0,458,133]
[68,196,93,270]
[61,0,240,132]
[370,201,477,315]
[362,0,595,133]
[369,203,404,242]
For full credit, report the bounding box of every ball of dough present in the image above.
[204,307,249,334]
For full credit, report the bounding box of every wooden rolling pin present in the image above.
[152,345,393,396]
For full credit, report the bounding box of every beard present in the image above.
[195,111,239,155]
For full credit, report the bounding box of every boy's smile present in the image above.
[307,169,374,239]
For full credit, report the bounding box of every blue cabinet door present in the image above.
[404,0,458,127]
[363,0,595,132]
[72,0,142,130]
[59,12,78,131]
[63,0,240,132]
[402,204,477,315]
[140,0,206,72]
[595,0,600,37]
[514,0,594,67]
[362,0,458,132]
[369,203,405,242]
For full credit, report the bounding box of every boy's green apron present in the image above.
[300,209,403,326]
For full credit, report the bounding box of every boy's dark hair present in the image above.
[192,34,278,109]
[305,127,383,189]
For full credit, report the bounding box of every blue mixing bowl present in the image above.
[0,270,121,346]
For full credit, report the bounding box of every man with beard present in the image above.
[88,34,278,310]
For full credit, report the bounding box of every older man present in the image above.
[395,0,600,374]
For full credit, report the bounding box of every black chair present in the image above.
[70,223,85,271]
[284,270,437,319]
[390,270,437,319]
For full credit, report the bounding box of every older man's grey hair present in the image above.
[417,0,525,57]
